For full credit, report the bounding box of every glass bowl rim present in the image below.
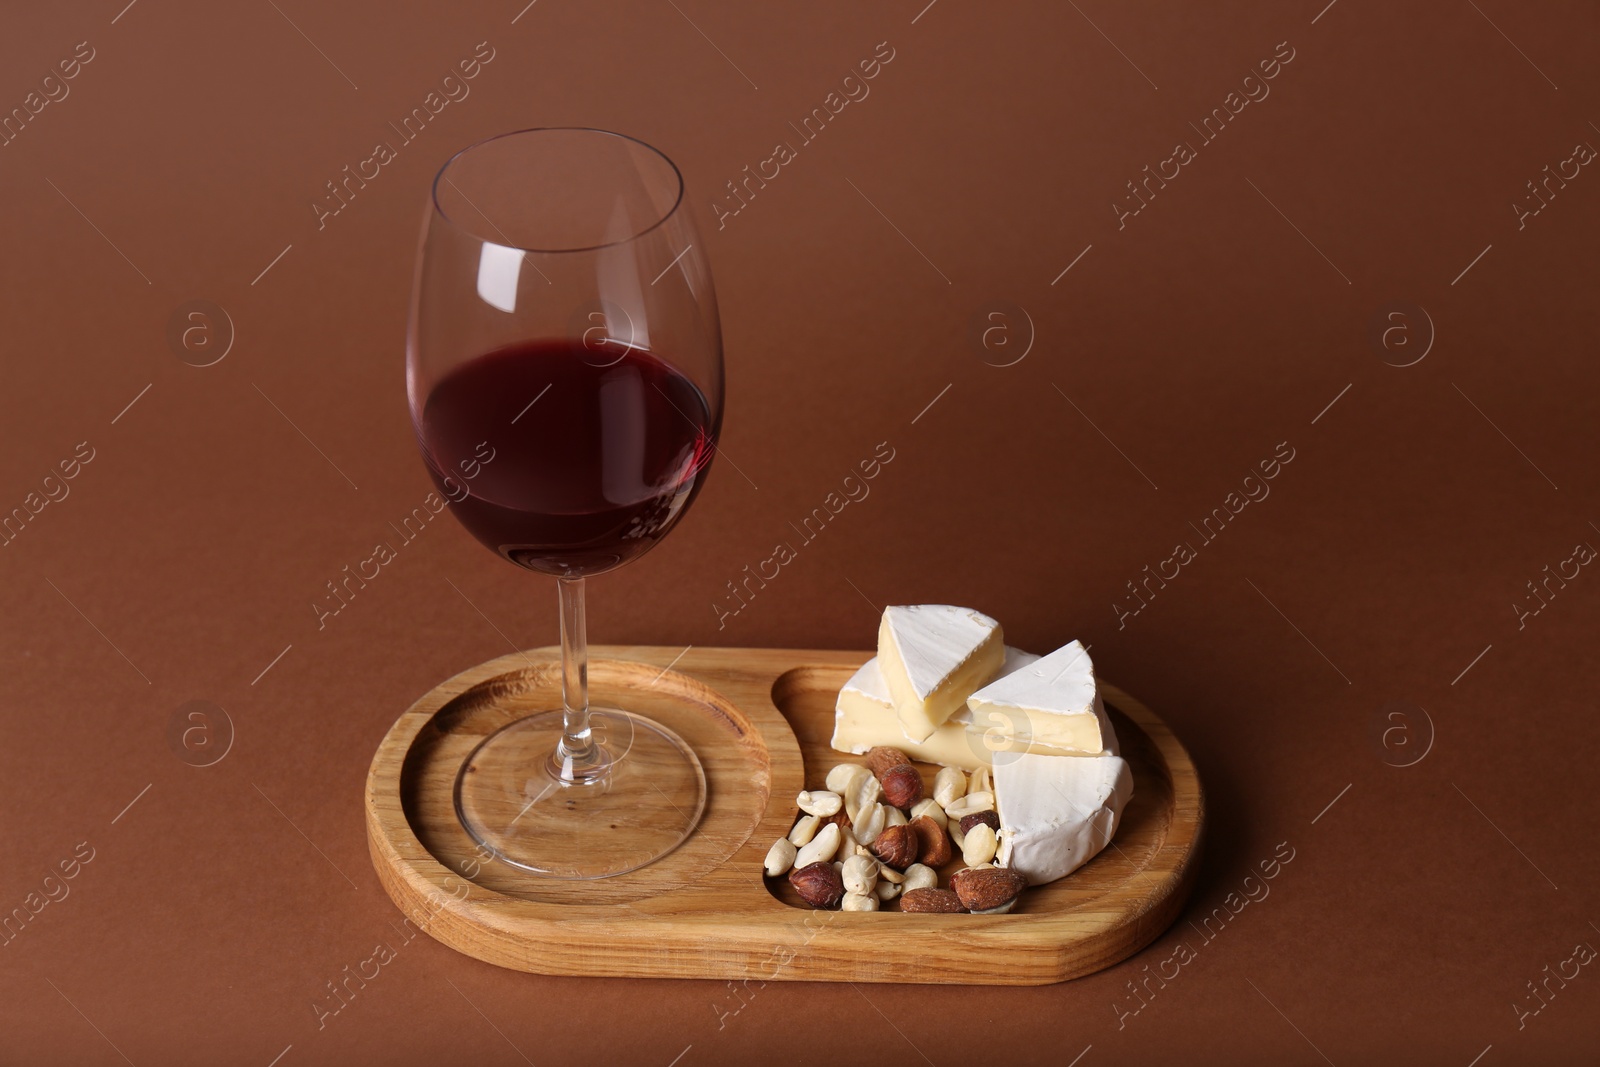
[430,126,687,255]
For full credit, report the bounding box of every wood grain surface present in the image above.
[366,645,1203,983]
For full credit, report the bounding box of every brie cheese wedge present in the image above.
[878,605,1004,742]
[994,750,1133,885]
[959,639,1113,756]
[832,648,1040,770]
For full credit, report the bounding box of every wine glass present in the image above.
[407,128,722,879]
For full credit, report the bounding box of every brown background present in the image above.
[2,0,1597,1063]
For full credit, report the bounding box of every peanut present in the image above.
[788,813,821,846]
[853,801,888,846]
[944,791,994,820]
[842,854,879,895]
[962,824,998,866]
[840,891,879,912]
[797,790,843,817]
[901,863,937,893]
[910,798,947,829]
[795,822,841,868]
[764,838,797,877]
[933,766,968,808]
[825,763,869,795]
[846,773,884,822]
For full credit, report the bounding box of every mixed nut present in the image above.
[763,746,1025,915]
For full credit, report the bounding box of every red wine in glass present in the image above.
[407,128,724,879]
[419,340,717,577]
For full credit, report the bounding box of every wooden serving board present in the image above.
[365,646,1203,985]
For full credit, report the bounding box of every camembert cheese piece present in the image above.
[832,649,1040,770]
[878,605,1004,742]
[960,639,1112,755]
[994,750,1133,885]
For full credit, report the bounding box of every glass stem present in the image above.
[553,576,605,783]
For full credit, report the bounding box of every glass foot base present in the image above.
[453,708,706,879]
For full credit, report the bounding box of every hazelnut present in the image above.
[789,861,845,909]
[879,764,924,809]
[868,823,919,870]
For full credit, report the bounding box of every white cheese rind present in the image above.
[994,750,1133,885]
[960,639,1113,755]
[946,648,1047,724]
[877,605,1004,742]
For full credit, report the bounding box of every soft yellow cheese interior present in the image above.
[965,698,1106,754]
[833,667,1085,770]
[832,686,991,770]
[878,610,1005,743]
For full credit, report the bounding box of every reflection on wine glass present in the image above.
[407,128,723,879]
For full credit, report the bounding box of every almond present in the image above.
[949,866,1025,914]
[958,810,1000,835]
[908,814,951,867]
[879,764,924,809]
[789,861,845,909]
[868,823,919,869]
[899,887,966,913]
[864,746,912,778]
